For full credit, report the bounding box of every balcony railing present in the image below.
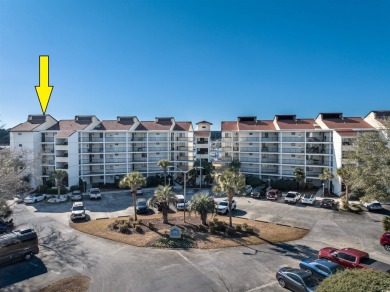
[80,159,104,164]
[261,148,279,153]
[82,170,105,175]
[106,158,127,163]
[282,148,305,154]
[306,160,329,166]
[41,137,54,143]
[306,137,328,142]
[42,149,55,154]
[129,137,147,142]
[281,170,295,175]
[221,156,232,161]
[240,157,260,163]
[241,147,259,152]
[239,137,260,142]
[105,137,127,142]
[241,168,259,173]
[81,148,104,153]
[261,169,279,174]
[282,159,305,165]
[105,147,127,153]
[106,168,128,174]
[81,137,103,142]
[177,156,191,161]
[42,160,55,165]
[282,137,305,142]
[306,147,331,154]
[176,138,193,141]
[148,157,167,162]
[148,137,168,142]
[149,147,168,151]
[261,159,279,163]
[261,137,279,142]
[133,158,148,162]
[221,138,232,142]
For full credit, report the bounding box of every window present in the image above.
[100,166,103,169]
[202,126,206,128]
[100,176,104,179]
[100,154,103,158]
[19,144,22,147]
[225,153,229,157]
[225,133,229,138]
[292,132,296,135]
[18,133,22,135]
[249,133,253,135]
[142,153,147,158]
[264,133,268,138]
[292,143,295,146]
[288,274,302,283]
[115,154,118,156]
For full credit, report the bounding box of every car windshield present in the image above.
[219,202,228,206]
[72,191,80,195]
[286,193,295,198]
[302,275,318,287]
[177,199,185,204]
[323,199,332,203]
[268,192,275,195]
[371,203,381,207]
[90,189,99,194]
[73,206,84,211]
[137,188,142,191]
[137,201,146,207]
[303,194,312,199]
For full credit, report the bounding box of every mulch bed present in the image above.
[40,275,90,292]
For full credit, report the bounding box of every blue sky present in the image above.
[1,0,389,129]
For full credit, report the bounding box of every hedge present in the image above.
[270,179,298,191]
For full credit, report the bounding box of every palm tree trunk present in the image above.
[132,190,137,221]
[162,207,168,224]
[164,168,167,186]
[228,197,233,227]
[345,185,349,209]
[201,212,207,225]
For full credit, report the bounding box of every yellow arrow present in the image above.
[35,55,53,114]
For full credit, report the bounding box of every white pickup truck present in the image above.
[284,192,301,204]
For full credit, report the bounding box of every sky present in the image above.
[0,0,389,130]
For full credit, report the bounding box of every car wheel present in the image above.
[384,244,390,252]
[24,253,32,261]
[305,269,313,275]
[278,278,286,288]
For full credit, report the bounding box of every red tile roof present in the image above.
[196,121,213,125]
[277,119,317,130]
[239,120,276,131]
[321,117,373,129]
[173,122,192,131]
[96,120,134,130]
[135,121,173,131]
[47,120,91,131]
[335,130,357,137]
[221,121,238,131]
[11,122,42,132]
[195,131,210,137]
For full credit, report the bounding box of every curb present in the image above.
[96,217,109,220]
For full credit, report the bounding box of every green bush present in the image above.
[113,223,119,230]
[245,176,264,187]
[148,222,155,230]
[146,175,164,187]
[316,269,390,292]
[305,182,314,190]
[209,226,216,234]
[383,216,390,232]
[208,221,215,228]
[235,225,242,232]
[45,187,68,195]
[128,216,134,222]
[35,185,48,193]
[119,225,129,233]
[213,217,219,224]
[242,222,248,229]
[70,185,79,192]
[245,227,254,234]
[270,179,298,191]
[135,225,143,233]
[198,224,208,233]
[215,223,226,233]
[225,227,236,236]
[137,219,142,225]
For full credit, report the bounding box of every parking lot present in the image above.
[3,188,390,291]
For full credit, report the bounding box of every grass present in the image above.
[70,213,308,249]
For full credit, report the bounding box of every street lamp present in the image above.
[322,183,325,197]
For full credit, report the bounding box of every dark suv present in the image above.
[251,185,267,198]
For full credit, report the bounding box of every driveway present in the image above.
[1,189,389,291]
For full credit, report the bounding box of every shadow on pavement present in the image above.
[0,257,47,289]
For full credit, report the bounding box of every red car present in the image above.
[266,189,280,201]
[318,247,390,273]
[380,232,390,252]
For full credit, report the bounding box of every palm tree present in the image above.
[294,167,305,190]
[157,160,172,186]
[319,168,334,195]
[51,170,67,196]
[189,192,215,225]
[119,172,146,220]
[336,165,355,209]
[212,168,246,227]
[149,185,177,223]
[228,159,241,171]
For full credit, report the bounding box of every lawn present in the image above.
[70,213,308,249]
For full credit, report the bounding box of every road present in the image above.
[1,189,389,292]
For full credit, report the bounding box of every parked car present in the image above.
[299,258,343,280]
[266,189,281,201]
[216,200,236,215]
[70,202,86,221]
[276,267,319,292]
[320,198,335,209]
[245,185,253,196]
[362,201,382,212]
[0,229,39,266]
[284,192,301,204]
[136,187,143,196]
[24,194,46,204]
[318,247,390,273]
[301,194,316,205]
[89,188,102,200]
[136,198,149,214]
[380,232,390,252]
[175,195,190,211]
[71,190,82,201]
[251,185,267,198]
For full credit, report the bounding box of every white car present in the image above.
[363,201,382,212]
[216,200,236,215]
[70,202,86,220]
[89,188,102,200]
[136,187,143,196]
[284,192,301,204]
[24,194,46,204]
[175,195,190,211]
[301,194,316,205]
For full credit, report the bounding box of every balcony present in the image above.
[148,137,169,142]
[282,137,305,142]
[306,171,323,177]
[241,168,259,173]
[133,158,148,162]
[221,156,232,161]
[261,169,279,174]
[106,158,127,163]
[282,148,305,154]
[42,160,55,165]
[282,159,305,165]
[306,160,329,166]
[261,148,279,153]
[148,157,167,162]
[306,137,328,143]
[261,158,279,163]
[80,159,104,164]
[261,137,279,142]
[176,137,193,142]
[82,170,104,175]
[42,149,55,154]
[281,170,295,175]
[81,137,104,142]
[106,147,127,153]
[241,147,259,152]
[41,137,54,143]
[106,168,128,174]
[105,137,126,142]
[240,157,260,163]
[221,137,232,142]
[129,137,147,142]
[55,145,68,151]
[239,137,260,142]
[177,156,191,161]
[82,148,104,153]
[149,147,168,151]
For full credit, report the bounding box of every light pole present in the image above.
[322,183,325,197]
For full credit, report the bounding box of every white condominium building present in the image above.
[10,115,194,189]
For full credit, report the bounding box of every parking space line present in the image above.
[244,281,278,292]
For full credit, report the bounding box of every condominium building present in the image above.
[10,115,194,189]
[195,121,212,162]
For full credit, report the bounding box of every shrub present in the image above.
[137,219,142,225]
[245,227,254,234]
[225,227,236,236]
[208,221,215,228]
[242,222,248,230]
[209,226,216,234]
[135,225,143,233]
[235,225,242,232]
[270,179,298,191]
[316,269,390,292]
[215,223,226,233]
[113,223,119,230]
[305,182,314,190]
[198,224,208,233]
[148,222,155,230]
[128,216,134,222]
[213,217,219,224]
[245,176,264,187]
[340,195,348,210]
[70,185,79,192]
[383,216,390,232]
[119,225,129,233]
